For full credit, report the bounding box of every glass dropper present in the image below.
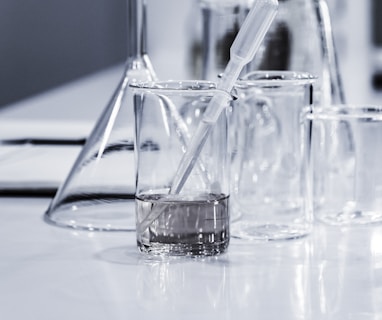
[170,0,279,194]
[137,0,279,234]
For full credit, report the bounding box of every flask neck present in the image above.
[127,0,148,58]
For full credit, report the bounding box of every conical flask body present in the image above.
[45,0,156,231]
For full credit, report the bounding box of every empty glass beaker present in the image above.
[133,80,232,256]
[230,71,315,240]
[310,105,382,226]
[44,0,156,231]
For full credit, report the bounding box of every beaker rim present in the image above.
[129,80,232,98]
[308,105,382,121]
[130,80,216,91]
[235,70,317,88]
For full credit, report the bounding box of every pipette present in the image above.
[137,0,278,234]
[170,0,279,194]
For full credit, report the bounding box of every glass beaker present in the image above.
[230,71,315,240]
[133,80,231,256]
[44,0,156,231]
[310,105,382,226]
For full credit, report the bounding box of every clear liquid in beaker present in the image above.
[136,193,230,256]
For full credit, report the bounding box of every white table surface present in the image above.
[1,197,382,319]
[1,65,382,319]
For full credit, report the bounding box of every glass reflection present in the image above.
[314,224,382,318]
[226,238,314,319]
[136,256,229,317]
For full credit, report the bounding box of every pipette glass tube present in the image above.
[137,0,278,234]
[170,0,279,195]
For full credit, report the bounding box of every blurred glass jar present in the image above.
[195,0,345,106]
[197,0,254,80]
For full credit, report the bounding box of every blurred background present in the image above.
[0,0,194,108]
[0,0,127,107]
[0,0,380,108]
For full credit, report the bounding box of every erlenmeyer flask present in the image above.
[199,0,345,106]
[44,0,156,231]
[247,0,345,106]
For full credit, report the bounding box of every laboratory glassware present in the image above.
[199,0,345,106]
[138,0,278,232]
[310,105,382,225]
[134,80,231,255]
[231,71,315,240]
[45,0,156,231]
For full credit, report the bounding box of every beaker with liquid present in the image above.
[133,80,232,256]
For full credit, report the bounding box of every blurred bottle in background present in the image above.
[193,0,345,106]
[197,0,254,81]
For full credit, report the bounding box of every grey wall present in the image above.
[0,0,127,107]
